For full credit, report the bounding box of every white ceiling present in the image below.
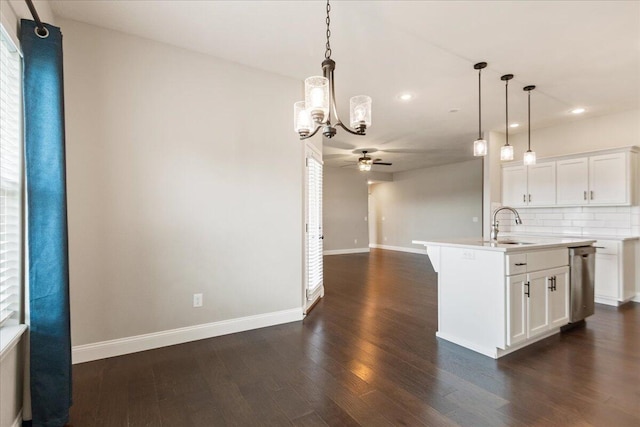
[50,0,640,172]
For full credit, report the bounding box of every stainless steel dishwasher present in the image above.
[569,246,595,322]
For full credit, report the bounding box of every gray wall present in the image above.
[370,160,483,249]
[62,19,304,346]
[323,167,369,252]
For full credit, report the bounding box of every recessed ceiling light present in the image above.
[510,123,519,128]
[571,108,586,114]
[398,93,413,101]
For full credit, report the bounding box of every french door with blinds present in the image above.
[305,147,323,310]
[0,28,22,326]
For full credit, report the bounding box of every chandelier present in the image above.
[294,0,372,140]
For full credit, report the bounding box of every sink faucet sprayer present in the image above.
[491,207,522,241]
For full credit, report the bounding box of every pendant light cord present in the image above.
[505,80,509,146]
[478,68,482,139]
[325,0,332,59]
[527,90,531,151]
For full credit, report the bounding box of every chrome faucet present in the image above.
[491,206,522,241]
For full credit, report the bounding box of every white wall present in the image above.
[323,167,369,253]
[61,19,305,352]
[507,109,640,158]
[370,159,483,251]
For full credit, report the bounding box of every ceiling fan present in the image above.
[357,150,392,172]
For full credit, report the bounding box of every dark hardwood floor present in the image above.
[70,249,640,426]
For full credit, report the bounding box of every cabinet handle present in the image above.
[523,194,526,203]
[515,263,527,266]
[528,194,532,203]
[525,281,530,298]
[553,276,557,291]
[583,191,587,200]
[590,190,594,200]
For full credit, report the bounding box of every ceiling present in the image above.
[50,1,640,172]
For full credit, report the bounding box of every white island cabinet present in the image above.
[413,237,594,359]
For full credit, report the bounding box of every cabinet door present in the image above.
[589,153,628,205]
[595,253,619,299]
[507,274,528,346]
[548,267,570,328]
[528,162,556,206]
[527,271,550,337]
[556,158,589,205]
[503,166,528,207]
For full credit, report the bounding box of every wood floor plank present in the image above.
[69,249,640,426]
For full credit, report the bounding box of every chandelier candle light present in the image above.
[473,62,488,157]
[294,0,371,140]
[523,85,536,165]
[500,74,515,161]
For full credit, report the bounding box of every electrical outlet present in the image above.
[472,217,479,223]
[193,293,203,307]
[384,236,388,242]
[462,250,475,260]
[354,239,358,245]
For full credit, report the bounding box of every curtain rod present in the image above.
[24,0,48,36]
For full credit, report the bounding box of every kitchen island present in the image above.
[413,237,595,358]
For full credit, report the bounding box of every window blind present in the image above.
[0,29,22,326]
[306,155,323,298]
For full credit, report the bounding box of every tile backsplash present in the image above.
[497,206,640,237]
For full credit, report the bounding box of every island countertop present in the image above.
[412,236,596,252]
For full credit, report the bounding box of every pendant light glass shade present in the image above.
[350,95,372,128]
[501,145,514,161]
[523,85,536,165]
[294,101,312,134]
[523,150,536,165]
[304,76,329,123]
[473,139,487,157]
[472,62,488,157]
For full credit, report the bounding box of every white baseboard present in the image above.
[633,293,640,303]
[323,248,370,255]
[72,308,303,364]
[369,244,427,255]
[12,411,22,427]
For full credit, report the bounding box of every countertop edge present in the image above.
[412,239,596,252]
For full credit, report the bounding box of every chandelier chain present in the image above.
[325,0,332,59]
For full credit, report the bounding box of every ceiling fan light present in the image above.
[358,161,372,172]
[500,145,514,161]
[304,76,329,123]
[350,95,372,130]
[294,101,312,134]
[473,138,487,157]
[524,150,536,165]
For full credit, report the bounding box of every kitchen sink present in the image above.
[480,240,535,245]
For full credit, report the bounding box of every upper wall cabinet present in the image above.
[503,147,638,208]
[503,162,556,207]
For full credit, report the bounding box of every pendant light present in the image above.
[294,0,371,140]
[473,62,488,157]
[500,74,514,161]
[523,85,536,165]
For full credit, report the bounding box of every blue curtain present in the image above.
[20,19,72,427]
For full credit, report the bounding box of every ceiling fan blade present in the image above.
[373,162,392,166]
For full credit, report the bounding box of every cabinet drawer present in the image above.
[594,240,619,255]
[506,249,570,275]
[506,254,527,276]
[527,249,569,271]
